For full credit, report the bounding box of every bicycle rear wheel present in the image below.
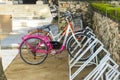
[67,33,91,61]
[19,37,48,65]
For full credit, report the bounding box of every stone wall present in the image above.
[92,12,120,65]
[59,1,93,30]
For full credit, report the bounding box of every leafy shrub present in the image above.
[91,3,120,21]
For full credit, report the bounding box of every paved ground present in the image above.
[5,50,95,80]
[5,51,69,80]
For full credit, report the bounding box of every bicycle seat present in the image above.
[37,24,53,30]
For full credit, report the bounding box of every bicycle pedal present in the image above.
[51,50,56,55]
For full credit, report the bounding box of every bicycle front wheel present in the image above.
[67,33,91,61]
[19,37,48,65]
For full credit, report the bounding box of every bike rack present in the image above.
[69,27,95,59]
[68,30,94,62]
[105,64,120,80]
[69,36,105,80]
[68,27,120,80]
[84,54,119,80]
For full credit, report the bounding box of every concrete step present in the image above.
[1,34,24,49]
[1,49,18,70]
[0,4,52,18]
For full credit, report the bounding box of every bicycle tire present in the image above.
[19,37,48,65]
[28,29,46,36]
[28,29,53,40]
[66,32,84,57]
[65,31,83,51]
[67,33,91,61]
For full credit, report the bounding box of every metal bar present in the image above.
[70,36,97,66]
[95,64,108,80]
[84,54,110,80]
[70,37,92,64]
[71,45,103,80]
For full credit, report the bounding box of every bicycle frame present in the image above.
[49,16,81,54]
[47,20,74,42]
[19,16,77,54]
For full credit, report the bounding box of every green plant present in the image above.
[91,3,120,21]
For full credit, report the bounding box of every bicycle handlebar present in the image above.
[60,11,73,18]
[60,11,83,21]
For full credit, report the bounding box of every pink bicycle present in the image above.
[18,12,90,65]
